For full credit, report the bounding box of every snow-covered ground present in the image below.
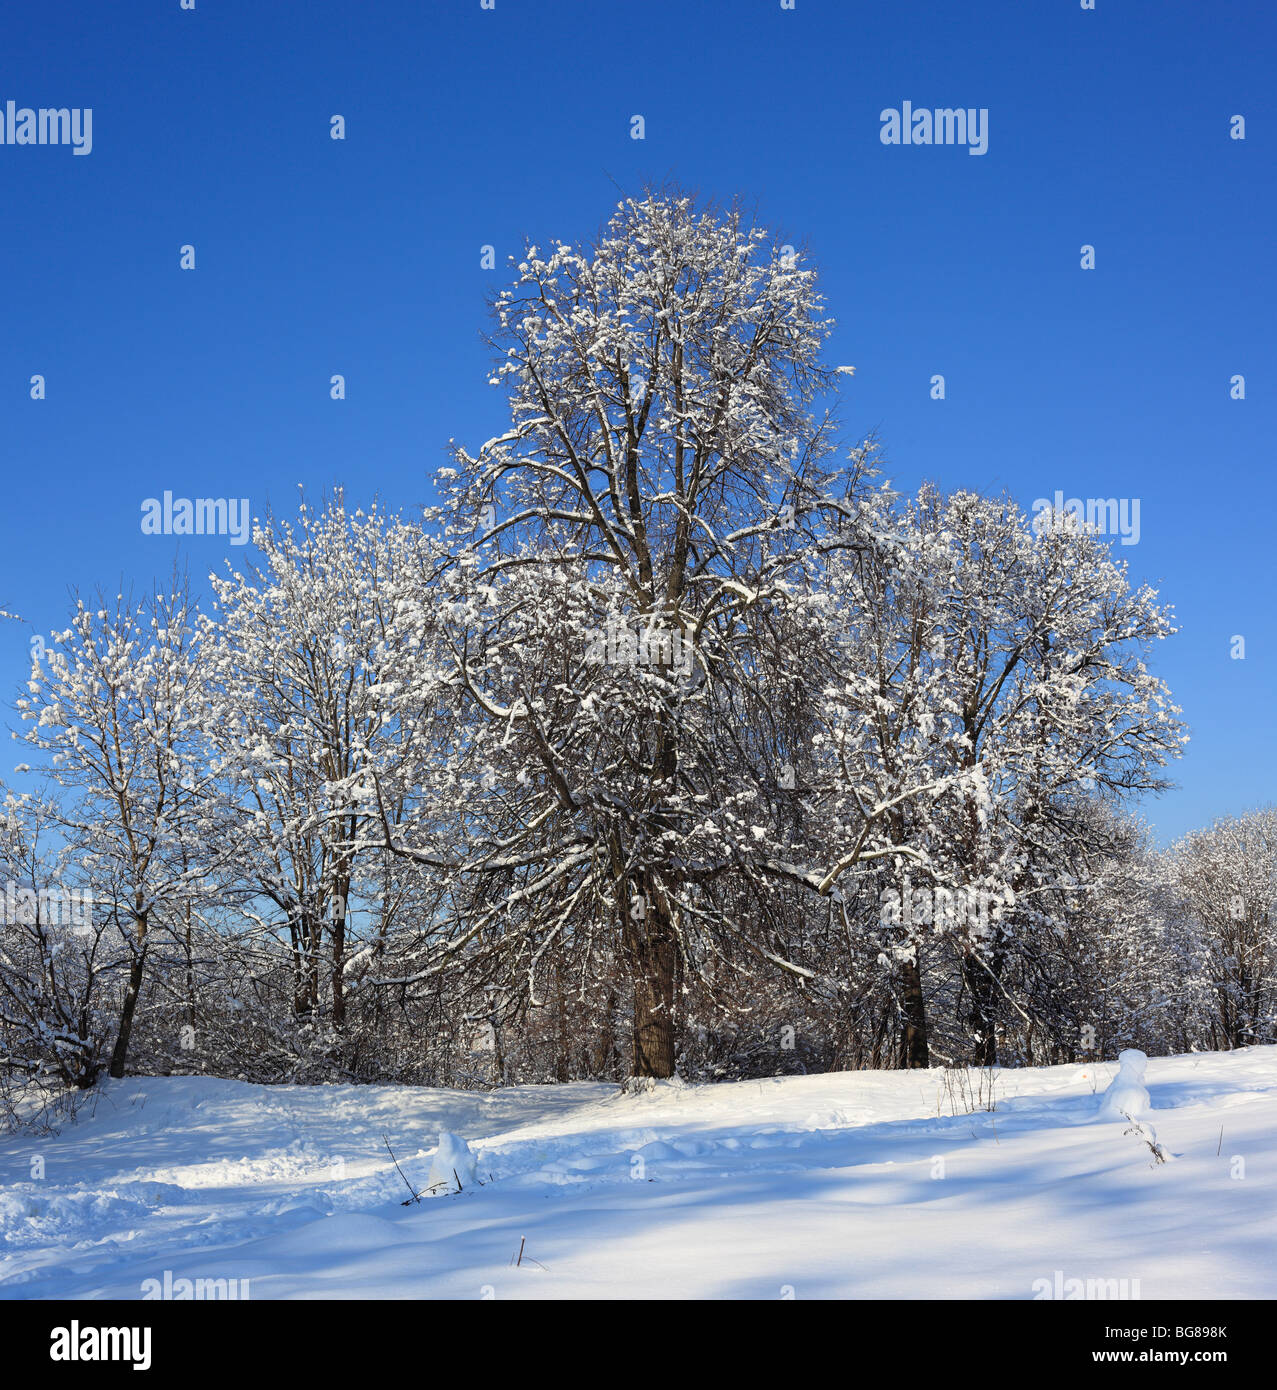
[2,1047,1275,1300]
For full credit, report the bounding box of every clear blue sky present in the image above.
[1,0,1273,843]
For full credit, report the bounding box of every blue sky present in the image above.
[1,0,1273,843]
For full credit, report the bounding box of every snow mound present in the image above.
[1097,1048,1152,1121]
[427,1132,477,1192]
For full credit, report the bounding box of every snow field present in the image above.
[1,1046,1274,1299]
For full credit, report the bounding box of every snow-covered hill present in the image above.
[2,1047,1275,1300]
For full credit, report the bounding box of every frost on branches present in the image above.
[6,191,1267,1102]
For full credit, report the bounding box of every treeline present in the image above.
[1,192,1272,1113]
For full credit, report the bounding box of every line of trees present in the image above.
[2,192,1271,1111]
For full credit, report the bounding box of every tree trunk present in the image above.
[330,915,346,1029]
[108,917,148,1079]
[183,903,196,1030]
[624,887,679,1079]
[330,873,351,1030]
[293,911,321,1018]
[961,948,1002,1067]
[554,956,570,1082]
[593,986,619,1079]
[899,955,929,1068]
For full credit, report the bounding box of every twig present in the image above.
[383,1132,421,1205]
[1122,1114,1168,1166]
[509,1236,548,1271]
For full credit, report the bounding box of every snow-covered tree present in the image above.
[1169,808,1277,1049]
[16,583,214,1077]
[373,192,893,1078]
[200,497,457,1043]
